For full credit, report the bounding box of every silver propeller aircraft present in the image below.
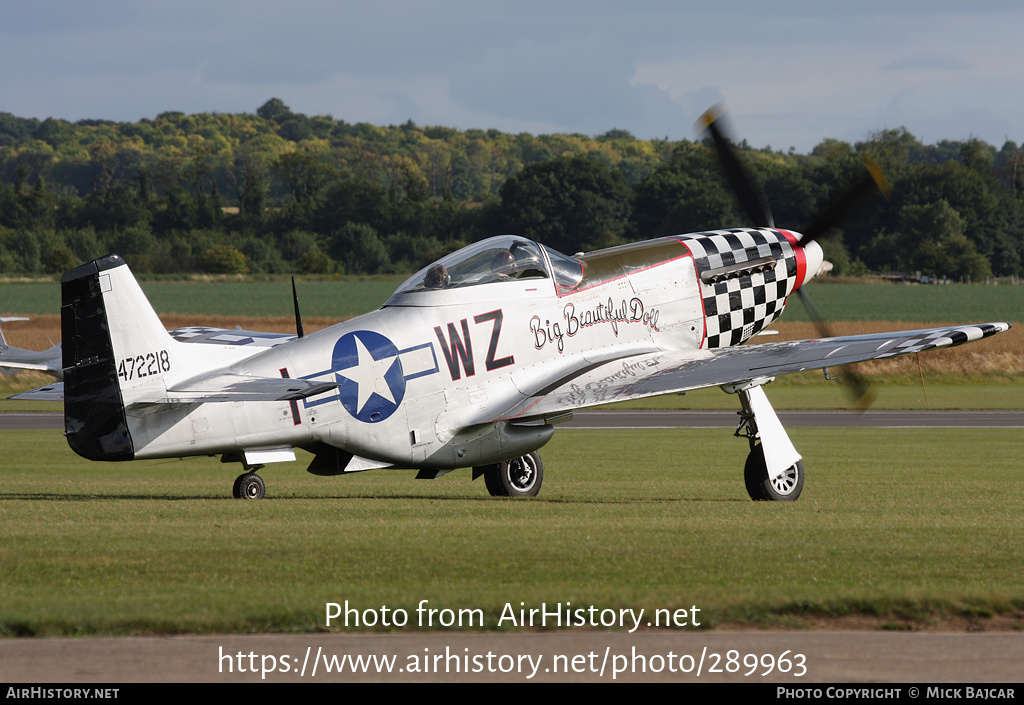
[0,318,62,379]
[9,111,1011,501]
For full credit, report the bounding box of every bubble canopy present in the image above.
[387,236,583,303]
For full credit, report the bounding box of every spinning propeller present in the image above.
[697,106,890,408]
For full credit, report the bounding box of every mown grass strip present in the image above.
[2,427,1022,636]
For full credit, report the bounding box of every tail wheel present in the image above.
[744,444,803,501]
[233,472,266,500]
[482,452,543,498]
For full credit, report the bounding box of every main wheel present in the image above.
[233,472,266,500]
[744,444,803,501]
[483,452,543,497]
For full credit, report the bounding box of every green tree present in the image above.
[862,200,991,279]
[297,249,333,274]
[329,222,390,274]
[630,142,739,238]
[488,156,632,253]
[201,244,249,274]
[257,98,292,123]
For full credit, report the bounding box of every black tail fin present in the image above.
[61,256,135,461]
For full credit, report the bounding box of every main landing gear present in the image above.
[232,465,266,499]
[743,444,804,501]
[475,451,544,498]
[725,380,804,501]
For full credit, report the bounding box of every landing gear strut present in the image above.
[727,381,804,501]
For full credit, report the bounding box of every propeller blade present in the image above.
[696,104,882,409]
[799,157,890,245]
[796,288,876,409]
[696,106,775,229]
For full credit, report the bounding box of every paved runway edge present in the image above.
[1,631,1022,683]
[563,409,1024,429]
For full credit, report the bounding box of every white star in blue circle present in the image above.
[332,331,405,423]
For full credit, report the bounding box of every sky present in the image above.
[2,0,1023,154]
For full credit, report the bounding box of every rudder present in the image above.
[61,255,171,461]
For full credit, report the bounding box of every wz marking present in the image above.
[117,350,170,381]
[434,309,515,381]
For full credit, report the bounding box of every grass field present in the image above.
[2,427,1022,636]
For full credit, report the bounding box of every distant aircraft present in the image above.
[9,109,1011,501]
[0,318,62,380]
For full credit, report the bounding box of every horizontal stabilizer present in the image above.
[162,373,338,403]
[8,383,64,402]
[0,360,58,375]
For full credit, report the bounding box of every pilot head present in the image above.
[490,250,517,278]
[424,264,449,289]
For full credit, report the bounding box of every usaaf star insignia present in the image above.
[332,331,406,423]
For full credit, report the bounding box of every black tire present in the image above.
[233,472,266,500]
[744,444,803,501]
[483,452,543,497]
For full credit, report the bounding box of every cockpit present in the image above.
[385,236,584,306]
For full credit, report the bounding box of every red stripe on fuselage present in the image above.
[778,230,807,288]
[279,368,302,425]
[675,240,709,349]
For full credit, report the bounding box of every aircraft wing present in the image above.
[8,375,337,405]
[504,322,1011,420]
[0,359,61,375]
[0,316,62,379]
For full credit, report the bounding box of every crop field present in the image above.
[1,426,1023,636]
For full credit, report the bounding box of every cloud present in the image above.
[2,1,1024,152]
[883,53,972,71]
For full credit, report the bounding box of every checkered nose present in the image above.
[798,238,824,288]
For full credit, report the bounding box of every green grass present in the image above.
[784,281,1023,323]
[2,427,1022,636]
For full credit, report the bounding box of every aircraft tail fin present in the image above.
[0,317,29,354]
[61,255,171,461]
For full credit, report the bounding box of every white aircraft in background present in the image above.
[8,110,1011,501]
[0,318,62,379]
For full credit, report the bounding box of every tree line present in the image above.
[1,99,1021,279]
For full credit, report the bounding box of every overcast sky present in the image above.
[3,1,1022,153]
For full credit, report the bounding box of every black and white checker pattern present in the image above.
[676,229,799,349]
[873,324,1008,358]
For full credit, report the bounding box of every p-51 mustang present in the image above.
[10,113,1011,501]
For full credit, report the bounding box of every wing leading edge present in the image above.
[504,322,1011,420]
